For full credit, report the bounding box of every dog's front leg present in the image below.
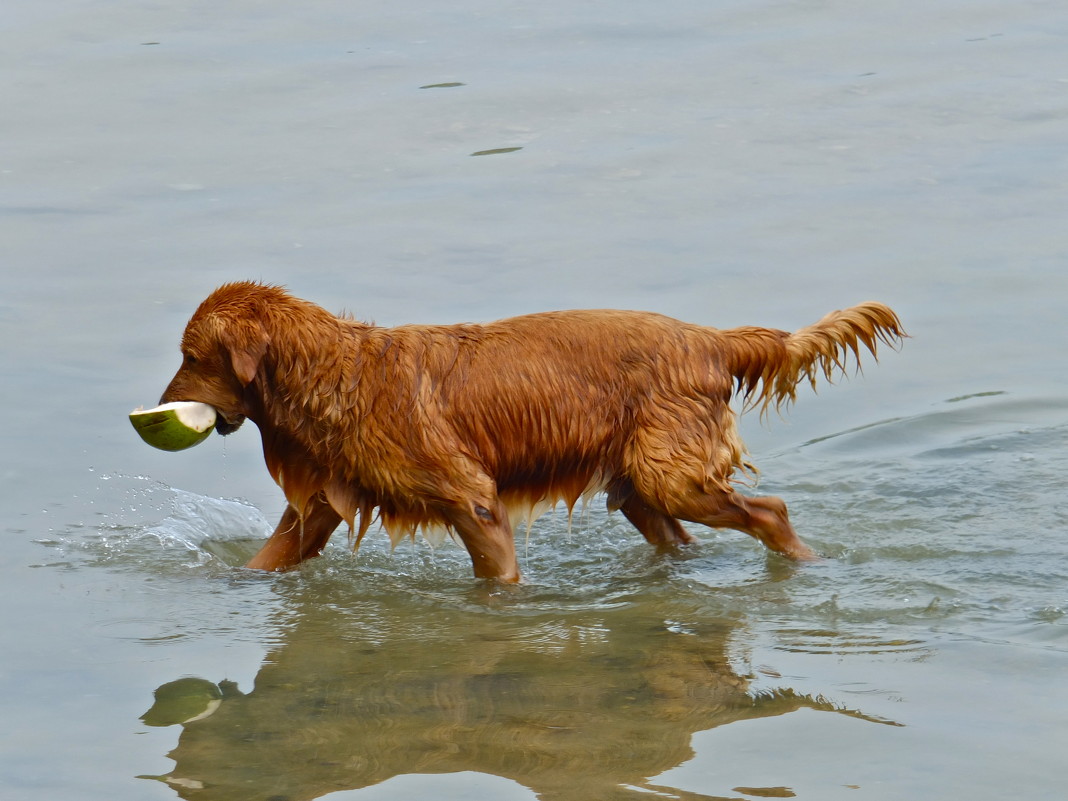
[443,497,521,583]
[244,494,342,571]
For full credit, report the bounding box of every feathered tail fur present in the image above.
[723,302,907,415]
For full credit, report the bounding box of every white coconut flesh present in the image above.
[129,401,218,451]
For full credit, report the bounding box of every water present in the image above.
[3,1,1067,799]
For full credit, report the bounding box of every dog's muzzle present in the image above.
[215,415,245,436]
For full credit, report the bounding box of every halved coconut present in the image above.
[130,401,217,451]
[140,677,224,726]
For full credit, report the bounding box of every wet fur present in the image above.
[160,282,905,580]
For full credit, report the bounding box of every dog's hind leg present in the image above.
[607,480,696,547]
[245,493,342,571]
[665,490,817,561]
[625,402,817,560]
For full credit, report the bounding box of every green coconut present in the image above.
[129,401,217,451]
[140,678,224,726]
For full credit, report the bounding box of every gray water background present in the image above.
[2,1,1067,799]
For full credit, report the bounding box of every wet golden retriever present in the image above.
[159,282,904,580]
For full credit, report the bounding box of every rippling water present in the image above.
[4,1,1068,799]
[23,392,1066,800]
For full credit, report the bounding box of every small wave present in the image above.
[146,489,271,551]
[772,627,927,657]
[791,393,1068,461]
[37,474,272,571]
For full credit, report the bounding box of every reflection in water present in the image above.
[141,678,235,727]
[139,583,899,801]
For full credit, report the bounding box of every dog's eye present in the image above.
[184,354,198,365]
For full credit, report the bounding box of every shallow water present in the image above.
[3,1,1068,800]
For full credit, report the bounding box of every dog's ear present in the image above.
[221,321,269,386]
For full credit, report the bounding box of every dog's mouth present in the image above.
[215,414,245,436]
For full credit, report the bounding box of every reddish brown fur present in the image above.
[159,282,905,580]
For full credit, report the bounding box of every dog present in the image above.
[159,282,904,580]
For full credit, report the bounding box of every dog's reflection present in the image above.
[140,598,899,801]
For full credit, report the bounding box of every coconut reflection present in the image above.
[140,586,899,801]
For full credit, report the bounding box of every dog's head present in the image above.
[159,283,274,435]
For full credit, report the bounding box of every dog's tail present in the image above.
[722,302,906,415]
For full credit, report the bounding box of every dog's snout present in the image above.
[159,380,182,406]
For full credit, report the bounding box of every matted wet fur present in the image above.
[159,282,905,580]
